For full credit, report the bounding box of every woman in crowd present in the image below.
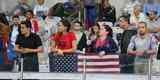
[50,19,77,72]
[0,13,13,72]
[0,13,9,25]
[0,22,12,72]
[130,5,146,26]
[86,23,100,52]
[94,24,118,56]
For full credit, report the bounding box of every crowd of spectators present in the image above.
[0,0,160,76]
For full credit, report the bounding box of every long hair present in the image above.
[48,3,64,17]
[103,24,113,38]
[0,13,9,25]
[60,19,71,32]
[91,23,100,35]
[0,23,10,41]
[0,22,10,64]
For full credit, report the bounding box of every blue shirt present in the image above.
[143,3,160,16]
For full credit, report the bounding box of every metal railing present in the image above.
[0,53,159,80]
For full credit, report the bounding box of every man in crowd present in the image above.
[15,21,42,74]
[127,22,157,74]
[146,10,160,33]
[118,16,137,73]
[143,0,160,17]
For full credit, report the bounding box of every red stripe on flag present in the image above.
[78,53,120,73]
[78,65,119,68]
[78,58,119,62]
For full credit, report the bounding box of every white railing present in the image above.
[0,72,160,80]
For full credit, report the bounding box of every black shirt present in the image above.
[15,33,42,71]
[15,33,42,57]
[99,4,116,24]
[120,29,137,54]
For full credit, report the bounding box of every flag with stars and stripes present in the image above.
[78,53,120,73]
[49,53,120,73]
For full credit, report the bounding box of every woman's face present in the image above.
[133,6,141,15]
[92,25,99,33]
[99,27,108,36]
[58,22,65,33]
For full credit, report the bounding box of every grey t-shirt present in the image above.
[128,34,157,62]
[147,18,160,32]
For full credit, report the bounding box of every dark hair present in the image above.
[0,13,9,25]
[91,23,100,35]
[49,3,64,17]
[74,21,83,26]
[103,25,113,38]
[60,19,71,32]
[20,21,32,29]
[25,10,34,15]
[12,15,19,19]
[146,10,158,16]
[118,15,130,24]
[0,22,10,39]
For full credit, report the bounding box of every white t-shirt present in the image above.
[11,25,19,47]
[130,13,147,25]
[34,4,48,17]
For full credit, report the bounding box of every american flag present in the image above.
[78,53,120,73]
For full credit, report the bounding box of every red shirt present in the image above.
[51,32,76,50]
[31,19,39,33]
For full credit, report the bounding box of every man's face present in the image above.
[26,12,33,20]
[138,23,147,35]
[13,18,20,25]
[148,11,157,20]
[20,24,29,35]
[119,18,128,29]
